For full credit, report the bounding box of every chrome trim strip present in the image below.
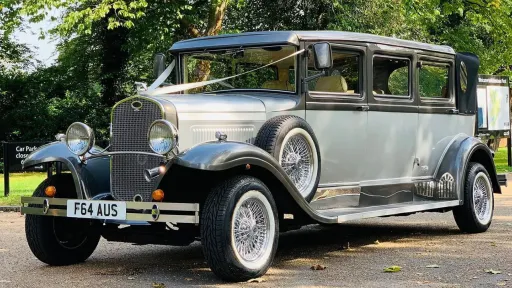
[317,182,360,188]
[85,151,166,161]
[22,197,67,205]
[125,214,197,223]
[335,200,459,223]
[360,177,417,187]
[23,207,67,217]
[319,177,434,188]
[20,197,200,224]
[127,201,199,211]
[359,190,411,199]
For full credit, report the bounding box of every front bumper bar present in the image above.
[21,197,200,224]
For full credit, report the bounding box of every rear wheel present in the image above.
[25,174,101,265]
[453,162,494,233]
[201,176,278,282]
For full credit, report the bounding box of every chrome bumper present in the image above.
[20,197,200,224]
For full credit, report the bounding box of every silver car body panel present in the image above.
[365,111,418,181]
[414,114,475,177]
[306,110,367,184]
[155,93,298,148]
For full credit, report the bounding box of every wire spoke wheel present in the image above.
[279,128,317,197]
[472,172,493,225]
[231,191,273,267]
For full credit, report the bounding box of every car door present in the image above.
[305,43,368,187]
[365,49,418,189]
[414,54,473,179]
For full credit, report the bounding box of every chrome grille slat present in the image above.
[111,98,162,201]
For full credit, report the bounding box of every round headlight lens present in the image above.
[148,120,178,155]
[66,122,95,156]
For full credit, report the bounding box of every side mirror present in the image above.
[153,53,166,79]
[312,42,332,70]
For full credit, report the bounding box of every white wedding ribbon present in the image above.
[141,49,305,96]
[147,60,176,91]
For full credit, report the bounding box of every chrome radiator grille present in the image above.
[111,97,163,201]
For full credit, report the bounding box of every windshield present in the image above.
[182,46,296,93]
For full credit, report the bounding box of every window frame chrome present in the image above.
[178,44,300,95]
[305,42,366,100]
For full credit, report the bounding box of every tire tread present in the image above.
[25,174,100,265]
[453,162,493,233]
[201,175,278,281]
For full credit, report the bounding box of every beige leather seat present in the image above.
[314,75,348,93]
[262,80,294,91]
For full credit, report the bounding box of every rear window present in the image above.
[419,63,450,99]
[373,56,410,97]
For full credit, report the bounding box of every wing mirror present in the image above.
[304,42,333,84]
[153,53,166,79]
[312,42,332,70]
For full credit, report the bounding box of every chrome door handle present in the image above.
[356,105,369,111]
[448,109,459,114]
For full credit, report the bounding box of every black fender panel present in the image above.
[435,136,501,200]
[22,141,110,199]
[169,141,333,223]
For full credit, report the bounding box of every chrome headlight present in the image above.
[148,120,178,155]
[65,122,95,156]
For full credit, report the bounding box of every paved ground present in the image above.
[1,188,512,288]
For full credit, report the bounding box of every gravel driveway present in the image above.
[1,187,511,288]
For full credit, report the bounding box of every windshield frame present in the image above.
[178,45,299,95]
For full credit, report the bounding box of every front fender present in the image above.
[435,136,501,200]
[23,141,110,199]
[169,141,335,223]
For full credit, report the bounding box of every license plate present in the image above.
[67,200,126,220]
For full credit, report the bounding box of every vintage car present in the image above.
[21,31,501,282]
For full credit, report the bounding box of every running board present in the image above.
[316,200,460,223]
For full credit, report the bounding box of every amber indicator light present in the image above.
[152,189,165,202]
[44,186,57,197]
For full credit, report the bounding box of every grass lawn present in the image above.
[0,172,46,206]
[494,148,512,173]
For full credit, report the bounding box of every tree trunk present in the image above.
[97,10,129,106]
[206,0,229,36]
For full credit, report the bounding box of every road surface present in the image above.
[1,187,511,287]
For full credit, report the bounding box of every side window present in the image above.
[419,63,450,99]
[308,48,361,95]
[373,56,410,97]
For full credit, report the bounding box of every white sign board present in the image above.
[486,86,510,131]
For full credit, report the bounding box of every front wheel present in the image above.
[25,174,101,265]
[201,176,279,282]
[453,162,494,233]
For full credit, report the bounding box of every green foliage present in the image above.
[388,67,409,96]
[0,0,511,144]
[419,65,449,98]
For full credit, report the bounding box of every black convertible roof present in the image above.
[170,31,455,55]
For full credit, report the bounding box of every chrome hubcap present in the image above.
[233,196,271,263]
[280,130,315,196]
[473,172,492,224]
